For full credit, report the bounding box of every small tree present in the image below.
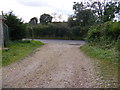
[40,13,53,25]
[29,17,38,40]
[4,11,26,41]
[29,17,38,24]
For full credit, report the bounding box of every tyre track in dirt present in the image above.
[2,43,100,88]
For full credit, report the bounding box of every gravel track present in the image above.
[2,43,100,88]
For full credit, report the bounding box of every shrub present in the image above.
[4,11,27,41]
[69,26,88,40]
[27,23,70,39]
[87,21,120,43]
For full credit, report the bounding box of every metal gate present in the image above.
[3,23,9,47]
[0,15,9,48]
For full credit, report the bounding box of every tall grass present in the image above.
[80,44,118,61]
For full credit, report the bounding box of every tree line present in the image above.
[3,1,120,44]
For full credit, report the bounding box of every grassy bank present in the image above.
[80,44,118,61]
[2,40,44,66]
[80,44,118,88]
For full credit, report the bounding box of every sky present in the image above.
[0,0,119,22]
[0,0,83,22]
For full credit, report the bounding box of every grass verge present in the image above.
[0,50,2,67]
[80,44,118,88]
[2,40,44,66]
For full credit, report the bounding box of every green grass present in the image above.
[80,44,118,88]
[2,40,44,66]
[0,50,2,67]
[80,44,118,62]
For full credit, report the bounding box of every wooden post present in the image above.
[0,15,4,49]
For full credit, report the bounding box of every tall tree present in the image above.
[103,1,119,22]
[90,1,105,22]
[40,13,53,24]
[70,2,96,27]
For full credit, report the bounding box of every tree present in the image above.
[73,2,86,14]
[4,11,26,41]
[103,2,118,22]
[40,13,53,24]
[69,2,96,27]
[76,9,96,26]
[29,17,38,24]
[51,13,63,22]
[68,15,78,27]
[89,1,119,23]
[29,17,38,40]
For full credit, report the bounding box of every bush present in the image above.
[87,25,101,42]
[26,22,89,40]
[27,23,70,39]
[87,21,120,43]
[86,21,120,56]
[4,11,27,41]
[69,26,88,40]
[116,35,120,52]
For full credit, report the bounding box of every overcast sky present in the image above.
[1,0,119,22]
[0,0,85,22]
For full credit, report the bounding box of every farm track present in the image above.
[2,43,100,88]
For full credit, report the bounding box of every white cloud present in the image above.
[0,0,86,22]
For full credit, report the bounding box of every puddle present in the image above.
[69,43,81,45]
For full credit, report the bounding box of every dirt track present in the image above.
[2,43,100,88]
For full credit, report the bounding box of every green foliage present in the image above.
[40,13,53,25]
[4,11,27,41]
[104,2,118,22]
[30,23,70,39]
[87,25,101,42]
[71,2,96,27]
[2,40,44,66]
[26,22,88,40]
[69,26,88,40]
[87,22,120,60]
[72,1,119,24]
[68,15,78,27]
[29,17,38,24]
[80,44,118,61]
[116,36,120,60]
[0,50,2,67]
[87,21,120,43]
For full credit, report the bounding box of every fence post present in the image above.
[0,15,4,49]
